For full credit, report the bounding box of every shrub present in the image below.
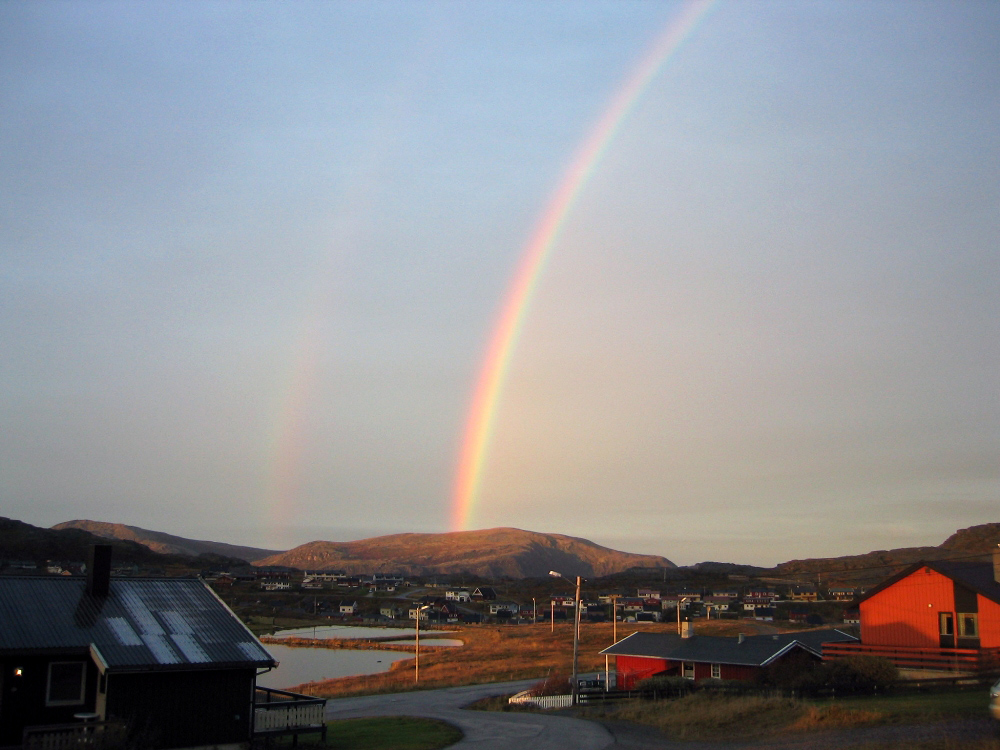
[635,675,694,693]
[824,655,898,693]
[530,672,570,696]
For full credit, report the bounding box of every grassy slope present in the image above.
[587,689,992,742]
[285,619,775,698]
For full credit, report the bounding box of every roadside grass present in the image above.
[287,618,780,698]
[820,689,990,720]
[848,740,999,750]
[584,688,993,742]
[463,693,542,712]
[269,717,462,750]
[590,693,812,740]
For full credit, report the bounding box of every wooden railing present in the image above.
[253,686,327,742]
[22,722,120,750]
[822,642,1000,673]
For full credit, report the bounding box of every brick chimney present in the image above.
[994,544,1000,584]
[680,619,692,638]
[87,544,112,597]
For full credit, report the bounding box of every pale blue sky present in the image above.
[2,1,997,565]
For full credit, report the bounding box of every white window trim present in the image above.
[46,661,86,707]
[958,612,978,638]
[711,663,721,679]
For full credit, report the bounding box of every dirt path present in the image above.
[595,716,997,749]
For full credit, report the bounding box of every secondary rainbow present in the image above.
[449,0,716,531]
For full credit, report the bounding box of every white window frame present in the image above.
[711,663,721,679]
[958,613,978,638]
[46,661,86,707]
[682,662,695,680]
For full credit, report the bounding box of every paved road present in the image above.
[323,680,614,749]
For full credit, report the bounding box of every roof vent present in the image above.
[87,545,112,598]
[680,620,692,639]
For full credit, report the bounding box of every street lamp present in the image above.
[415,604,432,684]
[550,570,582,704]
[677,597,689,635]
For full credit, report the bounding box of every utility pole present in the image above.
[550,570,582,705]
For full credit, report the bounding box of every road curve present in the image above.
[323,680,614,750]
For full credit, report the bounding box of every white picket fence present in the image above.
[254,701,325,731]
[508,690,573,709]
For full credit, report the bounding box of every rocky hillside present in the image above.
[254,527,676,578]
[773,523,1000,581]
[52,520,279,563]
[1,517,163,565]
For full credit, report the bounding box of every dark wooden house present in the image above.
[0,546,277,748]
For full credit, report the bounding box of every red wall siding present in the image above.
[721,664,759,681]
[614,656,761,686]
[615,655,669,689]
[861,568,954,647]
[979,595,1000,649]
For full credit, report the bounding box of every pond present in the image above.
[256,642,412,690]
[270,624,457,640]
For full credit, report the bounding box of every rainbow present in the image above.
[449,0,716,531]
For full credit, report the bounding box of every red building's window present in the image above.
[939,612,954,636]
[958,613,978,638]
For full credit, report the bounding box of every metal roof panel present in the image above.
[0,576,276,671]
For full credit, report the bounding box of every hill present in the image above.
[771,522,1000,584]
[52,520,279,563]
[254,527,677,578]
[0,517,244,569]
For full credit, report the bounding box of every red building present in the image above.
[601,629,857,689]
[823,548,1000,674]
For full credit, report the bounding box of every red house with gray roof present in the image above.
[822,547,1000,674]
[602,629,857,689]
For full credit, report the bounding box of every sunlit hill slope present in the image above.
[255,528,677,578]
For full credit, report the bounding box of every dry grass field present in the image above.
[283,617,770,698]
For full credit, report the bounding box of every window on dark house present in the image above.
[46,662,86,706]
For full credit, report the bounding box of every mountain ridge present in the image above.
[40,518,1000,581]
[51,520,279,563]
[254,527,677,578]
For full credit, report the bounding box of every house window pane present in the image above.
[47,662,85,705]
[939,612,953,636]
[711,664,721,679]
[958,613,978,637]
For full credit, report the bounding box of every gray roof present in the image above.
[600,629,857,667]
[0,576,275,672]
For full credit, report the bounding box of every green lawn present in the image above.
[274,716,463,750]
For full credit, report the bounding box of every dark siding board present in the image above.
[0,655,99,746]
[721,663,758,681]
[106,669,255,748]
[955,583,978,613]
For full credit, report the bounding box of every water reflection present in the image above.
[257,642,411,690]
[271,625,455,640]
